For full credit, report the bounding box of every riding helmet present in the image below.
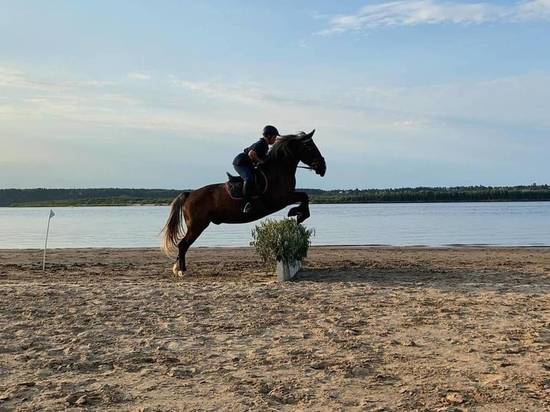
[262,125,280,137]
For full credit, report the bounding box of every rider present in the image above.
[233,125,279,214]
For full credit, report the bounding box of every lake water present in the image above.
[1,202,549,249]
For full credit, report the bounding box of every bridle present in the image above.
[298,138,324,172]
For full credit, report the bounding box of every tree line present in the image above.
[310,185,550,203]
[1,185,549,207]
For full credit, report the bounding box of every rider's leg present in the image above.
[242,179,255,213]
[233,163,255,213]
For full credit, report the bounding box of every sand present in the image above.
[0,247,549,411]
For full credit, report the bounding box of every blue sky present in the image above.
[1,0,550,189]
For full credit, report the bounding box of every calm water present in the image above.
[1,202,549,249]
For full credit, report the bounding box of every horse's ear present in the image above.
[306,129,315,138]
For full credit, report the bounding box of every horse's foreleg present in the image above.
[174,220,210,276]
[286,192,310,224]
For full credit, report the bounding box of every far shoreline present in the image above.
[2,185,549,207]
[3,199,550,208]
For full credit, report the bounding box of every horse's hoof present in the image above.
[172,263,183,275]
[172,263,187,277]
[287,207,299,217]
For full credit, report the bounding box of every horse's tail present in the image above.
[161,192,190,257]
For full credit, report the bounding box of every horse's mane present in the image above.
[267,132,307,162]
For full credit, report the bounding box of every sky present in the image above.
[1,0,550,190]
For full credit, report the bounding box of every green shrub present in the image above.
[250,218,314,269]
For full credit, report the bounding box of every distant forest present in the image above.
[1,185,549,207]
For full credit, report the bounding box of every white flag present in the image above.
[49,209,55,218]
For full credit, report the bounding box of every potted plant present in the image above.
[250,218,314,281]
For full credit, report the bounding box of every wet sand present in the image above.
[0,247,549,411]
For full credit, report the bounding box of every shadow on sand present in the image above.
[293,267,548,294]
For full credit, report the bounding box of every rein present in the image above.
[297,165,314,170]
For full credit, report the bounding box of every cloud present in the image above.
[518,0,550,19]
[171,77,266,104]
[0,68,257,136]
[3,65,549,159]
[127,72,151,81]
[0,66,114,91]
[0,66,61,91]
[2,65,550,188]
[346,74,550,133]
[318,0,550,34]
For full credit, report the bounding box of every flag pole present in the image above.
[42,209,55,271]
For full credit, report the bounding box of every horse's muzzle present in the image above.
[314,158,326,177]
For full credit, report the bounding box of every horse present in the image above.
[161,129,326,275]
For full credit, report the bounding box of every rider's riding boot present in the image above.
[242,181,255,214]
[243,198,265,214]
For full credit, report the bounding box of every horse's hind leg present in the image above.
[174,219,210,276]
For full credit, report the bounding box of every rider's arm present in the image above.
[248,150,263,164]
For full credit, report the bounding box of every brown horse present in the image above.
[161,130,326,275]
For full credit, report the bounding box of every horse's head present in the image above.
[296,130,326,176]
[271,130,326,176]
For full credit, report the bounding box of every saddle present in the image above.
[225,170,268,200]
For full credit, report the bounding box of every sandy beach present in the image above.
[0,247,548,411]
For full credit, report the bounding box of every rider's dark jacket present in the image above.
[233,138,269,166]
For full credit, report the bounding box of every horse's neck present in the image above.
[264,158,298,189]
